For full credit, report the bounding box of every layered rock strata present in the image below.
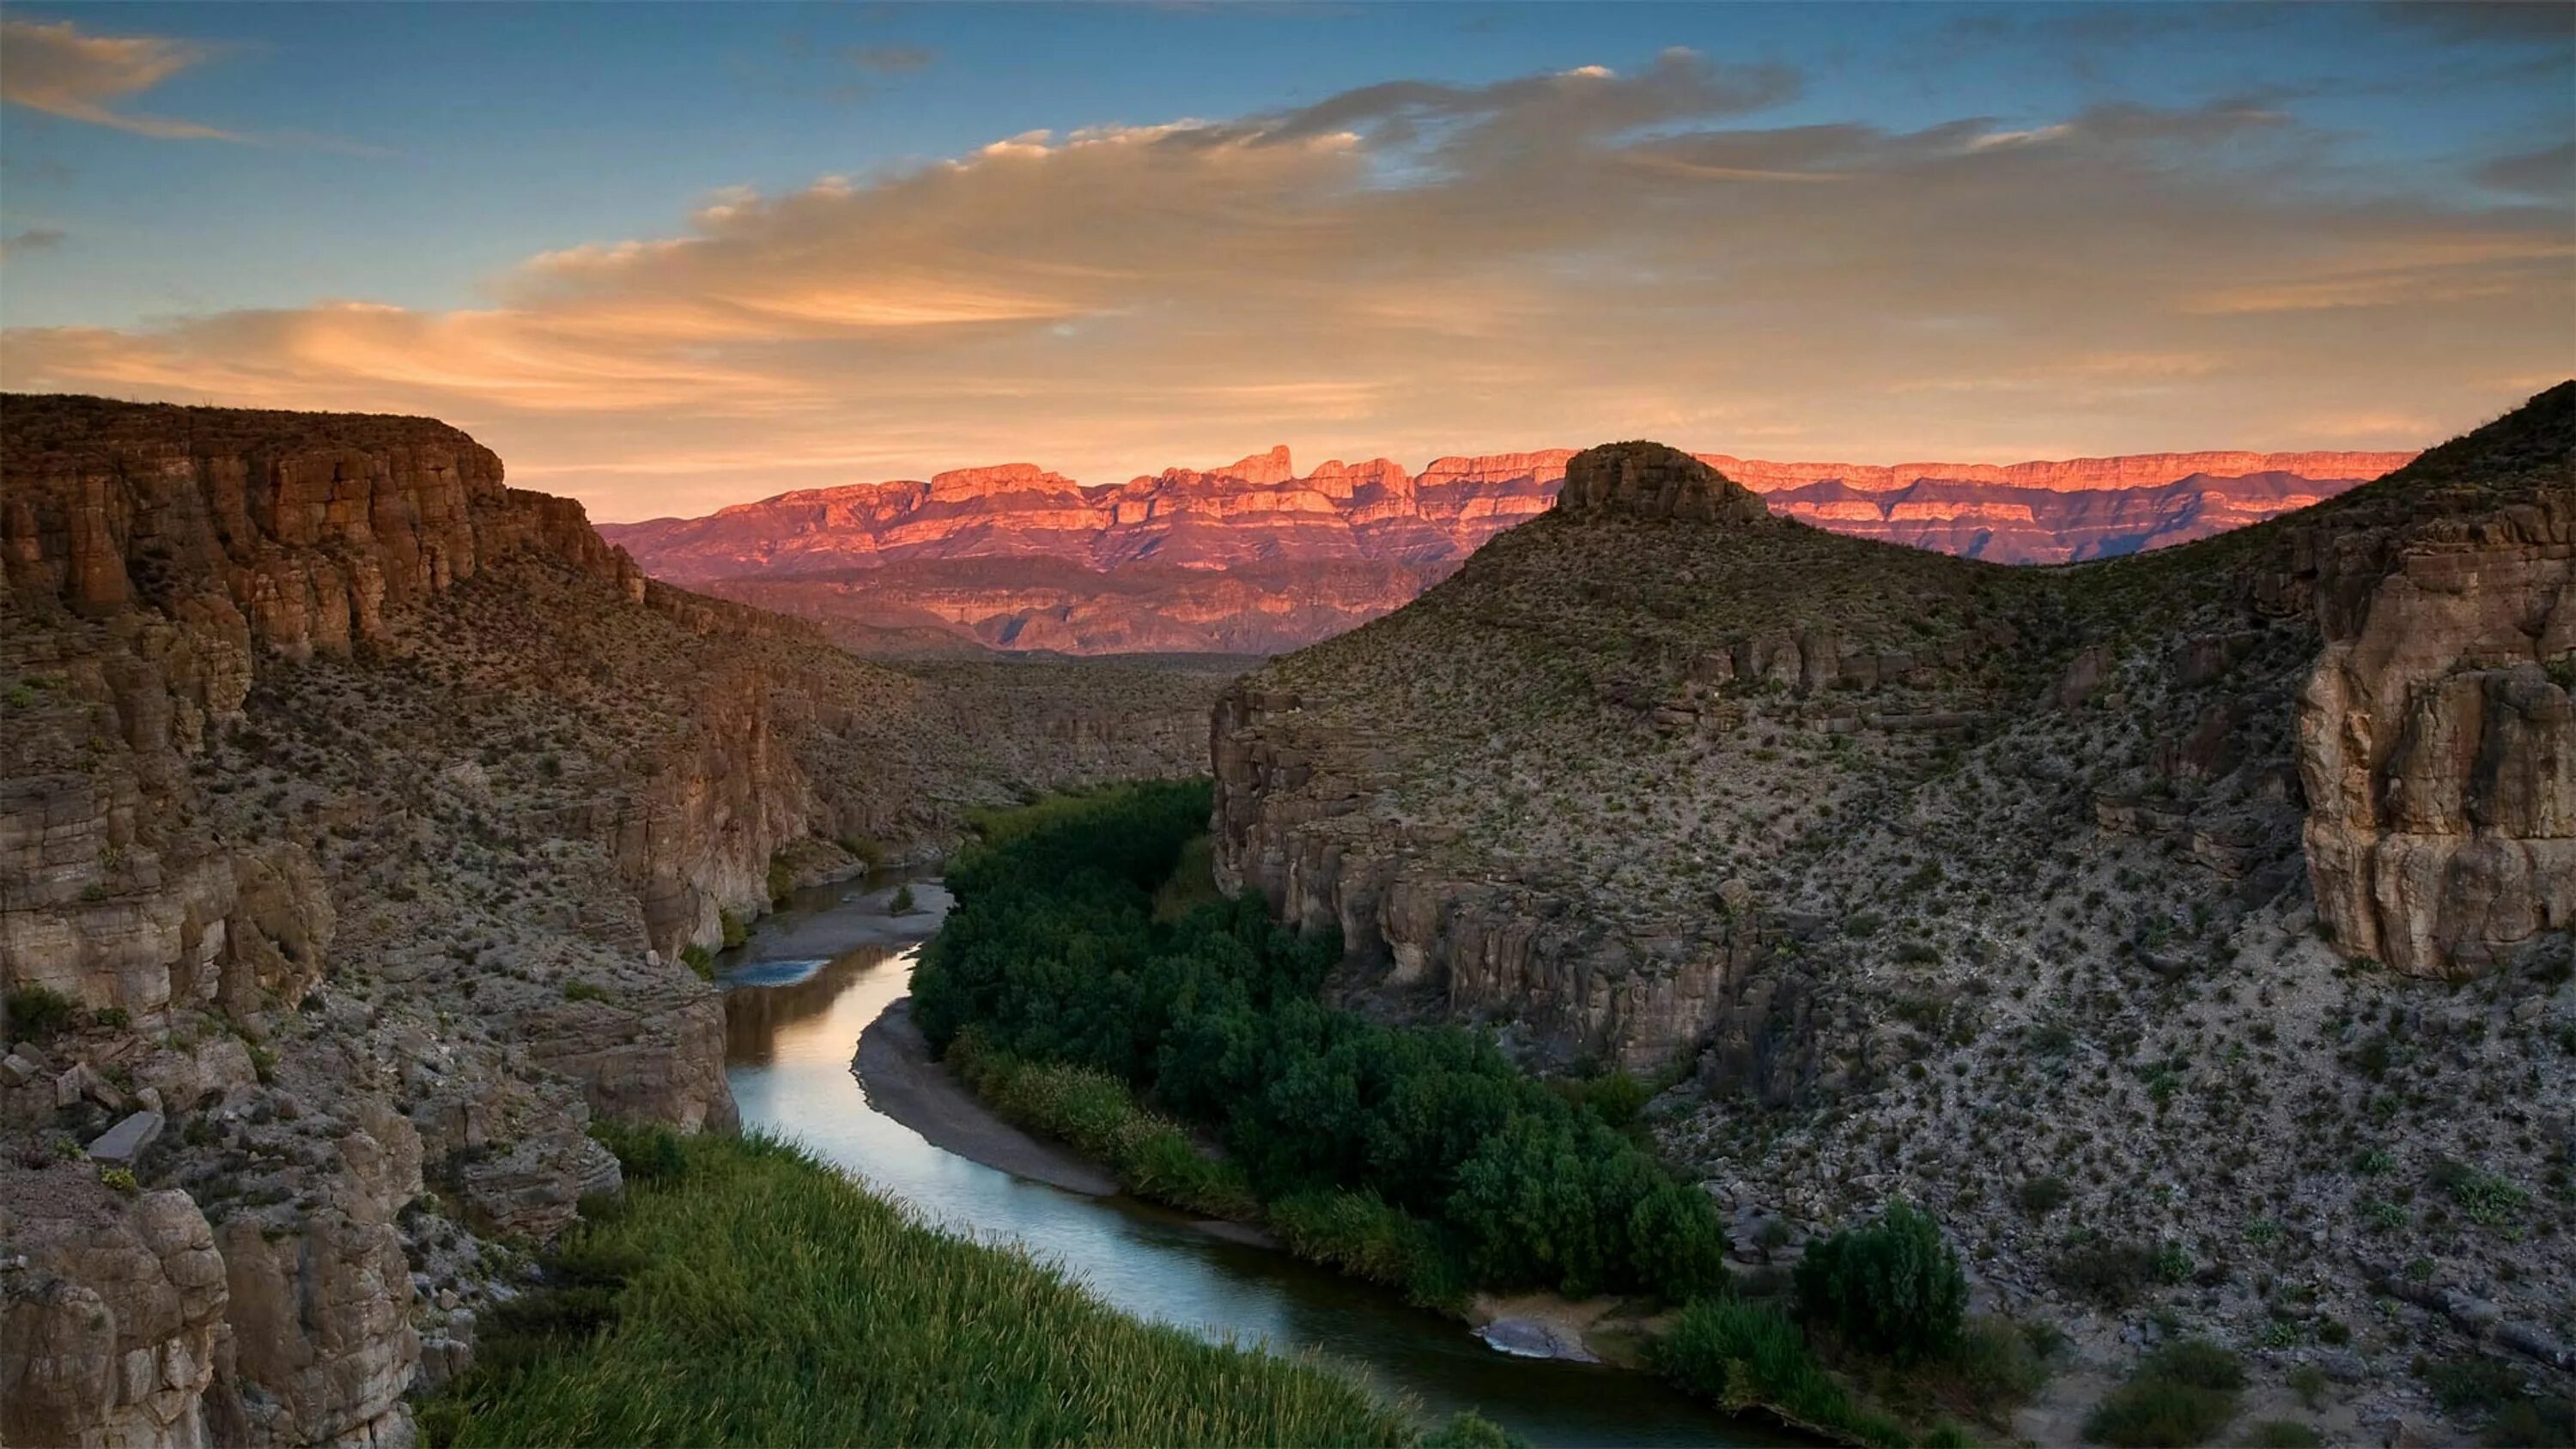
[604,444,2410,654]
[1,396,1234,1447]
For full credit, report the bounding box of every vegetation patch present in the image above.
[918,781,2032,1446]
[1654,1299,1909,1447]
[2082,1339,2245,1446]
[1794,1200,1968,1363]
[912,779,1735,1304]
[420,1125,1435,1447]
[3,985,79,1042]
[947,1033,1259,1221]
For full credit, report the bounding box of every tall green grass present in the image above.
[424,1127,1420,1447]
[954,1030,1471,1309]
[949,1030,1261,1221]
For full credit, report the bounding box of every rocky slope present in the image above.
[0,396,1233,1449]
[1212,391,2573,1442]
[603,446,2411,655]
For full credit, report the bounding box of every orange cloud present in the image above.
[4,55,2570,520]
[0,17,240,140]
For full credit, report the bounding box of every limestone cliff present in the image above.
[2275,393,2576,974]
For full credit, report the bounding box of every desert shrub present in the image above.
[766,856,793,905]
[5,985,78,1042]
[2421,1355,2527,1414]
[1794,1199,1968,1363]
[719,910,747,949]
[561,980,613,1004]
[2052,1239,2163,1307]
[2017,1176,2071,1215]
[679,944,714,980]
[1948,1314,2051,1410]
[2083,1340,2245,1446]
[1558,1070,1653,1130]
[2430,1159,2530,1226]
[2246,1422,2318,1447]
[889,883,917,914]
[2484,1395,2575,1448]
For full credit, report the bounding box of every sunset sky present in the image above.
[3,2,2570,521]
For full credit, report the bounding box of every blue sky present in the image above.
[4,3,2570,518]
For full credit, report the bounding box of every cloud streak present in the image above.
[0,17,241,140]
[4,49,2570,519]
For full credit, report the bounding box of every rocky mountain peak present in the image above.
[1554,440,1771,524]
[1214,444,1297,486]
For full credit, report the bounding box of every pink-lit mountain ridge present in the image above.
[599,443,2417,655]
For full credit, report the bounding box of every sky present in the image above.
[2,3,2570,522]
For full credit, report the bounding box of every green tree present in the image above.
[1794,1199,1968,1362]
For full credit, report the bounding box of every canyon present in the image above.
[0,389,2560,1448]
[603,445,2414,656]
[1211,390,2573,1439]
[0,397,1229,1449]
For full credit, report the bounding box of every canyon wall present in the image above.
[605,443,2411,655]
[0,397,1236,1449]
[1212,406,2571,1082]
[2275,409,2576,976]
[1203,397,2573,1395]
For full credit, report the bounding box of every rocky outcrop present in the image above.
[1,1180,229,1449]
[2283,402,2576,975]
[603,442,2407,655]
[1212,686,1761,1070]
[1553,441,1771,524]
[0,398,776,1446]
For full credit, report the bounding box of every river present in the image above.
[718,876,1779,1447]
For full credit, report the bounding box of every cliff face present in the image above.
[1209,391,2573,1382]
[604,444,2409,655]
[2271,398,2576,975]
[0,397,1235,1449]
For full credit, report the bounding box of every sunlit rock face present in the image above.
[602,444,2413,655]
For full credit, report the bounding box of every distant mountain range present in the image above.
[599,444,2417,655]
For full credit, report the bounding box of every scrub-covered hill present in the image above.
[1214,386,2576,1444]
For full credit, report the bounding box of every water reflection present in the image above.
[722,945,895,1065]
[719,882,1778,1448]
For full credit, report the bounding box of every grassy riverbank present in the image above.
[421,1125,1480,1447]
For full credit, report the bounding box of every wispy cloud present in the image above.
[4,49,2568,518]
[841,45,933,74]
[0,225,68,259]
[0,17,240,139]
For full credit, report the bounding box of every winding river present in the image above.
[718,876,1778,1447]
